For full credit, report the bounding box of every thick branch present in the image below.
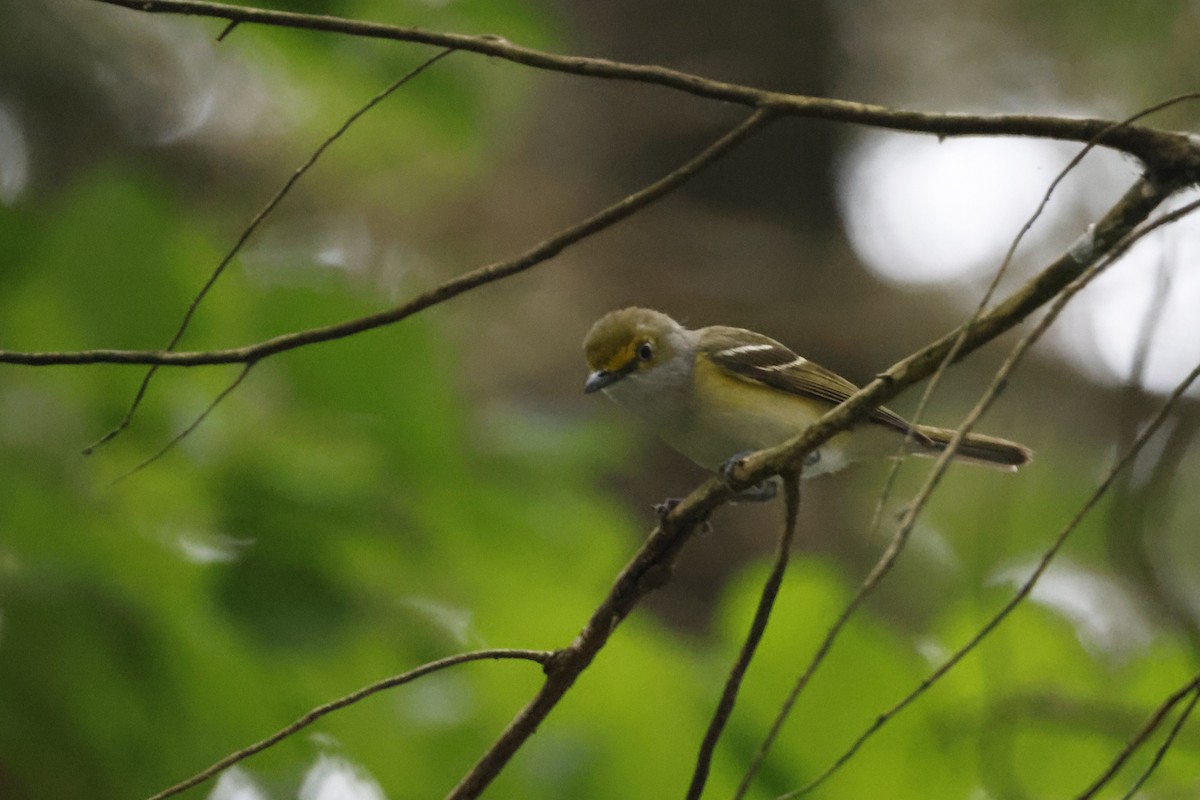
[730,175,1182,488]
[87,0,1200,171]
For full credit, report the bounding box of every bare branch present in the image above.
[783,350,1200,799]
[685,473,801,800]
[888,91,1200,467]
[770,197,1200,797]
[83,48,456,454]
[1076,672,1200,800]
[729,174,1181,491]
[147,649,552,800]
[23,9,1200,797]
[1118,682,1200,799]
[0,110,774,370]
[85,0,1200,172]
[445,181,1182,799]
[110,361,255,484]
[739,97,1200,797]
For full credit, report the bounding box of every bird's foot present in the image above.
[718,451,781,503]
[733,480,778,503]
[653,497,713,535]
[653,497,681,521]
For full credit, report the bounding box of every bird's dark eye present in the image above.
[637,342,654,361]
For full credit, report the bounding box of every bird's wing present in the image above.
[700,326,920,437]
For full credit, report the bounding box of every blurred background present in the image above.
[3,0,1200,798]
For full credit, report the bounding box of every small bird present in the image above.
[583,308,1030,488]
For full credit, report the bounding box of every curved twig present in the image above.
[84,48,456,454]
[147,648,553,800]
[685,473,801,800]
[1077,672,1200,800]
[1117,682,1200,799]
[87,0,1200,173]
[1,109,773,370]
[444,180,1180,800]
[736,97,1200,797]
[784,351,1200,799]
[110,361,256,484]
[773,197,1200,797]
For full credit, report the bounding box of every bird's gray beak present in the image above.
[585,369,622,394]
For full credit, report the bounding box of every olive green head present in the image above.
[582,307,683,393]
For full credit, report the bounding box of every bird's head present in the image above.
[582,307,686,393]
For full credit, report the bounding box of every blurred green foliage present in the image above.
[2,2,1199,800]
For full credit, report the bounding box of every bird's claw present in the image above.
[653,498,713,535]
[718,450,781,503]
[733,481,778,503]
[653,498,681,521]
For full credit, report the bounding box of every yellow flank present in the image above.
[698,354,825,423]
[583,307,1032,475]
[682,354,831,467]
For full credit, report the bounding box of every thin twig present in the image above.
[1075,672,1200,800]
[85,0,1199,171]
[778,198,1200,797]
[685,473,800,800]
[83,48,456,455]
[735,94,1200,800]
[1118,682,1200,800]
[110,361,256,484]
[153,170,1162,800]
[4,109,774,371]
[147,648,552,800]
[784,350,1200,799]
[879,91,1200,476]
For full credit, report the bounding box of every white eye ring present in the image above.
[637,342,653,361]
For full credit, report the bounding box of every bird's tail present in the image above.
[912,425,1032,471]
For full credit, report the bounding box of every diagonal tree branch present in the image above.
[83,47,457,454]
[737,99,1200,797]
[443,178,1185,799]
[753,186,1200,800]
[728,174,1184,491]
[86,0,1200,173]
[1117,681,1200,799]
[1076,671,1200,800]
[784,351,1200,799]
[766,195,1200,796]
[685,472,801,800]
[0,109,774,369]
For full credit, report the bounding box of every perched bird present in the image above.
[583,307,1030,490]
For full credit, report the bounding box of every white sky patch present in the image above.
[400,596,478,646]
[208,767,268,800]
[991,560,1155,658]
[1064,189,1200,396]
[242,213,374,286]
[298,755,387,800]
[173,530,254,564]
[839,130,1200,397]
[398,673,473,728]
[838,134,1079,285]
